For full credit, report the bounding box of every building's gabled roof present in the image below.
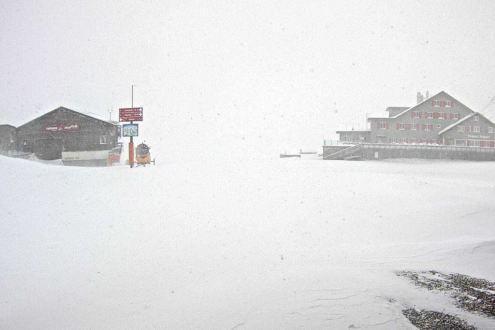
[386,106,409,112]
[17,106,116,130]
[392,91,475,119]
[438,112,495,135]
[367,116,388,120]
[367,91,475,122]
[438,113,475,135]
[336,130,371,133]
[0,124,16,129]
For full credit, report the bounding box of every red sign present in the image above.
[44,124,79,132]
[119,107,143,122]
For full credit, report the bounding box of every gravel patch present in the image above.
[397,270,495,318]
[402,308,476,330]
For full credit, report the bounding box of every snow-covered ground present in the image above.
[1,156,494,329]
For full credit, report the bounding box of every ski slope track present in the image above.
[1,156,494,329]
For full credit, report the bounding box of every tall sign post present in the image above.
[130,85,134,168]
[119,85,143,168]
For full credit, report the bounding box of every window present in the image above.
[439,112,445,120]
[473,126,480,133]
[467,140,481,147]
[423,124,433,131]
[474,115,479,121]
[99,135,107,144]
[432,100,454,107]
[427,112,433,119]
[489,127,494,134]
[453,113,460,120]
[378,121,388,129]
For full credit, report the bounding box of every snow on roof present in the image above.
[390,91,443,118]
[367,115,388,120]
[17,107,117,129]
[336,130,371,133]
[392,91,475,119]
[438,112,495,135]
[386,106,409,112]
[367,91,477,122]
[438,113,475,135]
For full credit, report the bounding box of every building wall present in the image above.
[337,131,371,143]
[0,125,16,154]
[441,114,495,147]
[369,92,474,144]
[16,108,118,159]
[360,144,495,161]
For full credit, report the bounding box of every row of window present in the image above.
[431,100,455,108]
[455,140,495,148]
[457,126,481,133]
[379,122,440,131]
[379,121,494,134]
[389,138,438,144]
[385,138,495,148]
[411,111,461,120]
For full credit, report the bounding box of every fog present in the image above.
[3,2,495,328]
[2,0,495,159]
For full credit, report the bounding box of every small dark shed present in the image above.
[16,107,119,160]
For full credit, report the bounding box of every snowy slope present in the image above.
[1,156,495,329]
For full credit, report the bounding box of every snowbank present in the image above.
[1,155,494,328]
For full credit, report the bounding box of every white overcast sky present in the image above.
[2,0,495,157]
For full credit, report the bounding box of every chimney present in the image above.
[425,90,430,99]
[416,92,424,104]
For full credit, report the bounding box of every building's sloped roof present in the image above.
[392,91,475,119]
[367,91,475,122]
[367,116,388,120]
[17,107,116,130]
[386,106,409,112]
[438,112,495,135]
[0,124,16,129]
[437,113,475,135]
[336,130,371,133]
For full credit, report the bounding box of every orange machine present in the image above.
[135,143,155,166]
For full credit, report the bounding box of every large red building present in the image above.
[326,91,495,160]
[338,91,495,147]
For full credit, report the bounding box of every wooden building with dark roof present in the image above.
[16,107,119,160]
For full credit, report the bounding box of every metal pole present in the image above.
[129,84,134,168]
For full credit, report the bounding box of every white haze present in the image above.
[2,1,495,159]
